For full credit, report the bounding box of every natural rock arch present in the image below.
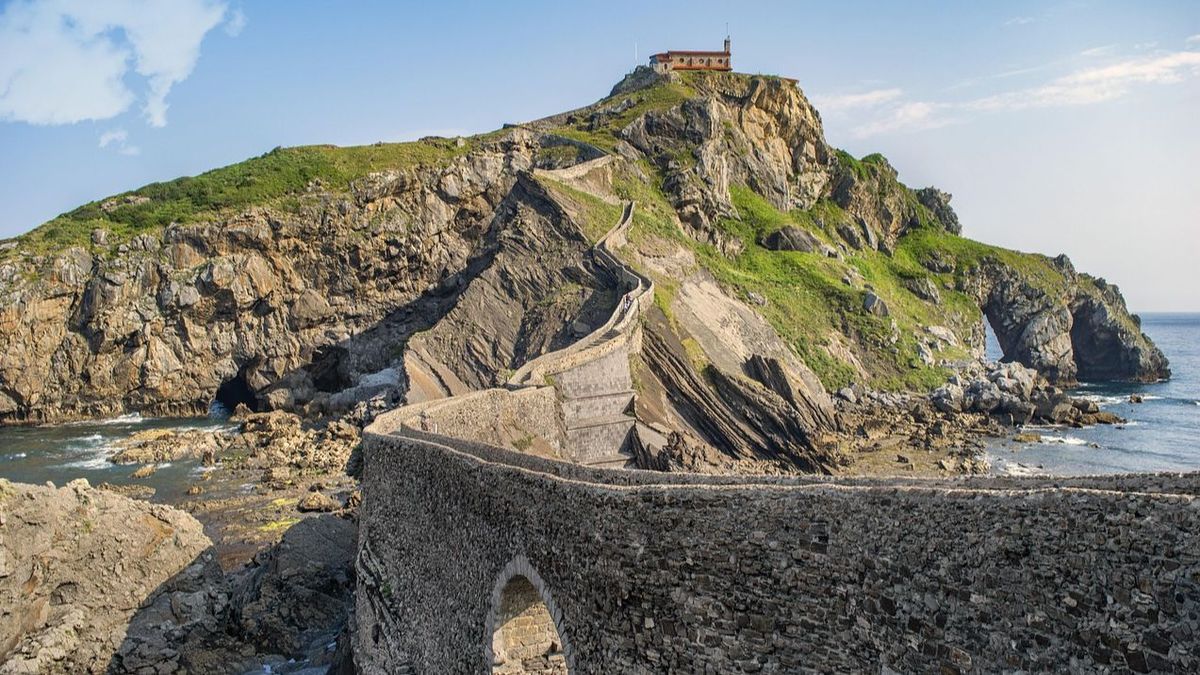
[484,555,573,674]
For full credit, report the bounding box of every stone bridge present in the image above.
[356,425,1200,673]
[353,172,1200,673]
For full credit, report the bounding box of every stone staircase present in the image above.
[554,349,636,467]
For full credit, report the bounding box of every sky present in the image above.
[0,1,1197,311]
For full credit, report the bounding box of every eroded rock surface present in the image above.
[0,479,210,674]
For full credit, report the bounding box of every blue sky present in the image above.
[1,0,1198,310]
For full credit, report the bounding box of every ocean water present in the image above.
[0,413,232,502]
[988,313,1200,476]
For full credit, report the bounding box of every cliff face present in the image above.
[0,69,1168,447]
[0,134,617,423]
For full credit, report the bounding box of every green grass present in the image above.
[622,172,989,391]
[535,176,623,243]
[897,226,1068,296]
[550,80,697,151]
[6,137,478,257]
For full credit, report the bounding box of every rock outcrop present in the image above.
[0,479,211,674]
[958,258,1170,384]
[0,68,1168,448]
[0,132,617,424]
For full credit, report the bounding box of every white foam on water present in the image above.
[97,413,146,425]
[1141,395,1163,401]
[996,461,1044,476]
[1079,394,1126,406]
[1041,435,1089,447]
[3,452,27,460]
[60,454,115,470]
[62,412,147,427]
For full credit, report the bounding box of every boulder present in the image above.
[298,491,341,513]
[964,380,1002,413]
[758,226,821,253]
[904,277,941,304]
[233,515,356,658]
[863,291,890,317]
[0,479,211,674]
[931,384,964,413]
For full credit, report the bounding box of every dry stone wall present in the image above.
[356,425,1200,674]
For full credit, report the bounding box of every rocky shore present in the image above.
[0,406,363,674]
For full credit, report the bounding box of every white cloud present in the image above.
[98,129,127,148]
[1080,45,1116,58]
[225,7,246,37]
[1186,34,1200,45]
[853,102,954,138]
[812,88,903,113]
[848,49,1200,137]
[98,127,140,155]
[0,0,237,127]
[1005,16,1034,26]
[969,51,1200,111]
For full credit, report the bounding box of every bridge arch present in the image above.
[484,555,573,674]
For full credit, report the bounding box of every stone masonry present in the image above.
[356,424,1200,673]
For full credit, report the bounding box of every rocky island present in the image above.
[1,67,1192,674]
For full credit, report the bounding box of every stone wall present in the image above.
[356,425,1200,674]
[393,387,565,458]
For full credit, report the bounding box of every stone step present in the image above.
[583,452,636,468]
[634,421,670,451]
[560,391,634,422]
[564,413,636,431]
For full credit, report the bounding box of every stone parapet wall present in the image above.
[357,427,1200,673]
[507,201,652,390]
[390,387,565,457]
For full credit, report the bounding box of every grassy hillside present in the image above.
[613,158,1074,392]
[3,70,1082,394]
[3,137,489,257]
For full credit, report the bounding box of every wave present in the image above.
[2,452,27,460]
[96,413,146,425]
[994,461,1046,477]
[1040,435,1091,447]
[60,454,115,470]
[1079,394,1127,406]
[62,412,147,427]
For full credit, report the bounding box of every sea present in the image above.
[0,315,1197,489]
[987,312,1200,476]
[0,412,233,502]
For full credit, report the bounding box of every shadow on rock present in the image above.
[108,514,357,675]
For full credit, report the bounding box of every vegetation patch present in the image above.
[550,80,697,151]
[535,176,623,243]
[5,137,478,257]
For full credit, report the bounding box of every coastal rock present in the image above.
[0,479,211,674]
[973,262,1168,384]
[233,515,356,658]
[915,187,961,234]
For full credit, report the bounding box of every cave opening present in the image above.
[308,345,352,393]
[213,365,259,415]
